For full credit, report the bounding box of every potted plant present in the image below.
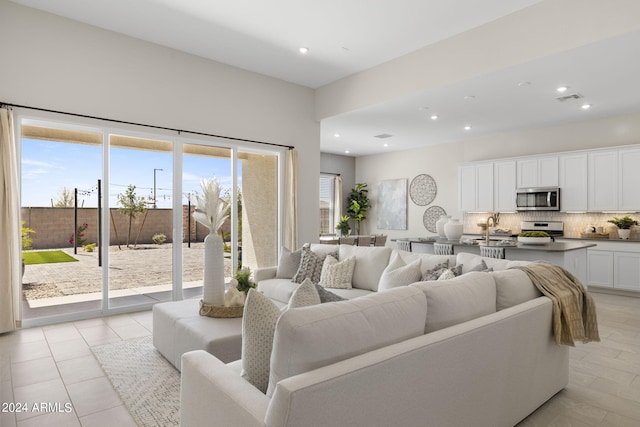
[607,215,638,239]
[347,183,370,235]
[335,215,351,237]
[234,268,256,294]
[517,231,551,245]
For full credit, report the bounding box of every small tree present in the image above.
[21,221,35,250]
[53,187,75,207]
[117,185,148,248]
[347,183,370,235]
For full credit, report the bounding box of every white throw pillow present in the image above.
[319,255,355,289]
[241,289,282,393]
[288,278,321,309]
[378,252,422,291]
[339,245,392,291]
[276,247,302,279]
[241,284,321,393]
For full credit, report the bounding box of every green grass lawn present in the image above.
[23,250,79,265]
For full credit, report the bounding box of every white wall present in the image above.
[356,111,640,239]
[0,0,320,245]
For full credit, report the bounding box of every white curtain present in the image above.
[0,107,21,332]
[283,149,298,250]
[333,175,342,233]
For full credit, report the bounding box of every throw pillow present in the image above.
[319,255,356,289]
[288,278,321,309]
[469,260,493,273]
[378,252,422,291]
[422,260,450,281]
[437,269,456,280]
[450,264,463,276]
[315,284,347,303]
[276,247,302,279]
[292,245,337,284]
[241,289,282,393]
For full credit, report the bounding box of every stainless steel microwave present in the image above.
[516,187,560,211]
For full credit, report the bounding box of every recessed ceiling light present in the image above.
[299,47,309,54]
[333,133,341,138]
[463,95,475,100]
[581,103,592,110]
[344,150,350,154]
[430,115,439,120]
[518,81,531,87]
[464,125,472,130]
[383,143,389,147]
[557,86,569,93]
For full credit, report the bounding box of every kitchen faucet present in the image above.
[485,214,498,244]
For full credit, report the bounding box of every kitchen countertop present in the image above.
[397,237,596,252]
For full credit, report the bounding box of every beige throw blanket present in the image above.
[512,262,600,346]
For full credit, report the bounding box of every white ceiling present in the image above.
[10,0,640,156]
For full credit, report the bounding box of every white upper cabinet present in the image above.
[458,163,493,212]
[493,160,516,212]
[516,156,558,189]
[588,150,618,211]
[559,153,588,211]
[618,147,640,212]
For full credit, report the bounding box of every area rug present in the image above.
[22,250,78,265]
[91,335,180,426]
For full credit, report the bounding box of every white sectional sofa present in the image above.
[180,245,569,427]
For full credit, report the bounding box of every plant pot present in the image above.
[618,229,631,240]
[444,218,463,241]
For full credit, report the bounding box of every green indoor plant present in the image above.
[335,215,351,236]
[608,215,638,239]
[347,183,370,235]
[234,267,256,294]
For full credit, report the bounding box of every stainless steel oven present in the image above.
[516,187,560,211]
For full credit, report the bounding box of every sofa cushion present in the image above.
[394,250,457,276]
[318,255,355,289]
[421,260,450,281]
[275,247,302,279]
[378,251,422,291]
[257,279,299,304]
[292,245,337,284]
[411,271,497,333]
[326,287,373,300]
[492,269,542,310]
[266,286,427,397]
[338,245,392,291]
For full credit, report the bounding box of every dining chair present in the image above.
[396,240,412,252]
[356,235,372,246]
[373,235,387,246]
[339,236,356,245]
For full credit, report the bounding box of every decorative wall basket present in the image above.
[409,174,437,206]
[423,206,447,232]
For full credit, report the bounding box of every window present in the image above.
[319,174,335,234]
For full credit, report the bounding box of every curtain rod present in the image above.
[0,101,294,150]
[321,172,341,176]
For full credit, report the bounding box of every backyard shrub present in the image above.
[152,233,167,245]
[21,221,35,250]
[83,243,96,252]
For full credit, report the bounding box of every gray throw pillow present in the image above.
[422,260,450,281]
[469,260,492,273]
[315,284,346,303]
[276,247,302,279]
[450,264,463,276]
[292,245,337,284]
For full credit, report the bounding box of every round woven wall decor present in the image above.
[409,174,437,206]
[423,205,447,232]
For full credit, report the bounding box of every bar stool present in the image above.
[433,242,454,255]
[397,240,412,252]
[480,246,505,259]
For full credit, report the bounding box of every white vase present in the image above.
[436,215,450,238]
[444,218,463,241]
[203,232,225,306]
[618,229,631,240]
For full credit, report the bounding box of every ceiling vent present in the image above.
[556,93,584,102]
[374,133,393,139]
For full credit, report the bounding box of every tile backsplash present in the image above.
[462,211,640,239]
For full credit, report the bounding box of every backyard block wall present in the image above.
[21,206,216,249]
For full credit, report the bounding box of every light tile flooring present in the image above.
[0,292,639,427]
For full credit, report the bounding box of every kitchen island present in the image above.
[396,237,596,285]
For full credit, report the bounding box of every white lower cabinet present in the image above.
[587,244,640,291]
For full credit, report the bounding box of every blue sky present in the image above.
[21,138,237,209]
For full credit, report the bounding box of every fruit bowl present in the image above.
[517,236,551,245]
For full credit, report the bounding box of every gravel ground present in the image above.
[21,243,232,300]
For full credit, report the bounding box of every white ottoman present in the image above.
[152,299,243,371]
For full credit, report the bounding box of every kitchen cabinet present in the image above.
[587,242,640,292]
[618,147,640,212]
[458,163,493,212]
[588,150,617,211]
[559,153,588,211]
[493,160,516,212]
[516,156,558,189]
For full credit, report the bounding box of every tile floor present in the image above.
[0,292,639,427]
